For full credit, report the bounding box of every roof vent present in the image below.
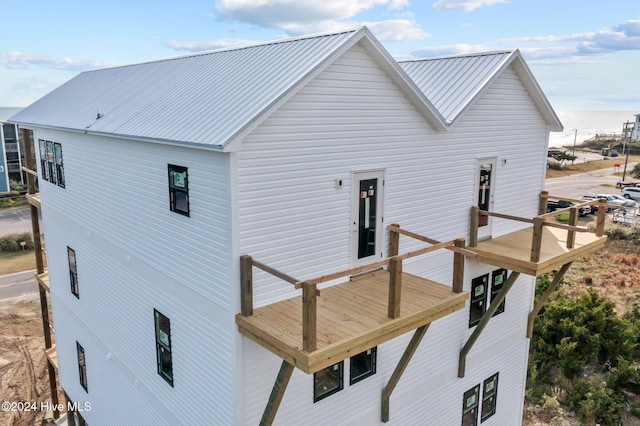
[96,107,104,120]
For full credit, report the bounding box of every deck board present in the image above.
[236,270,467,373]
[470,226,606,275]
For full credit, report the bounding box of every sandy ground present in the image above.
[0,294,61,426]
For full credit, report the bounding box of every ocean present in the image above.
[550,110,638,148]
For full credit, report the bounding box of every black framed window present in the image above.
[38,139,65,188]
[54,142,65,188]
[491,269,507,316]
[462,384,480,426]
[350,347,377,385]
[39,140,48,182]
[77,341,88,392]
[154,309,173,386]
[481,373,499,422]
[68,247,78,298]
[313,361,343,402]
[469,274,488,327]
[168,164,189,216]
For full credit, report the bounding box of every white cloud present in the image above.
[165,38,261,52]
[411,43,492,57]
[364,20,431,41]
[0,51,115,71]
[432,0,507,12]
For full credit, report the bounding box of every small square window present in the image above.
[314,362,343,402]
[481,373,499,422]
[154,309,173,386]
[77,341,88,392]
[491,269,507,316]
[462,384,480,426]
[350,347,377,385]
[68,247,78,298]
[168,165,189,216]
[469,274,488,327]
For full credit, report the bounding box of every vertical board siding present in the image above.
[237,43,547,424]
[37,130,237,424]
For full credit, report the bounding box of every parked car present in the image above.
[622,187,640,201]
[547,199,591,216]
[581,195,601,214]
[595,194,628,208]
[609,193,636,207]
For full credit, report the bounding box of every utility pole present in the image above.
[572,129,577,165]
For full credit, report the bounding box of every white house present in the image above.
[11,27,606,426]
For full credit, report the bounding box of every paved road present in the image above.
[544,163,638,199]
[0,270,38,300]
[0,206,32,235]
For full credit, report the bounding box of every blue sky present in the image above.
[1,0,639,110]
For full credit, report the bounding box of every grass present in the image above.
[0,250,37,275]
[546,155,640,179]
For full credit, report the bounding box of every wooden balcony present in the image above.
[36,270,49,291]
[26,193,41,209]
[45,345,58,370]
[236,226,471,374]
[467,193,609,276]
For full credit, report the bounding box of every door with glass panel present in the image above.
[476,159,496,241]
[352,171,384,266]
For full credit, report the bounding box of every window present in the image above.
[481,373,499,422]
[314,361,343,402]
[38,139,65,188]
[68,247,78,298]
[350,347,377,385]
[469,274,488,327]
[462,373,499,426]
[168,164,189,216]
[462,384,480,426]
[154,309,173,386]
[77,341,88,392]
[490,269,507,316]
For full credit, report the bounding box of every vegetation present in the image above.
[0,179,28,208]
[0,233,34,252]
[0,250,36,275]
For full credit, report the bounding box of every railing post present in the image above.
[389,223,400,257]
[388,256,403,319]
[530,217,544,262]
[240,255,253,316]
[453,238,465,293]
[469,206,479,247]
[538,191,549,216]
[302,282,317,352]
[596,198,606,236]
[567,207,578,249]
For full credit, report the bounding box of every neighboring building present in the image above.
[11,27,606,425]
[1,121,25,186]
[631,114,640,141]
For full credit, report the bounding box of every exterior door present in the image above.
[352,171,384,266]
[476,159,496,240]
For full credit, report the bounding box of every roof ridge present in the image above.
[398,49,515,63]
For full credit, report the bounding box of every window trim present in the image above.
[68,246,78,298]
[313,361,344,402]
[154,309,174,386]
[77,341,88,392]
[349,347,377,385]
[168,164,190,217]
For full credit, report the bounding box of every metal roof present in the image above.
[399,51,514,124]
[10,29,362,149]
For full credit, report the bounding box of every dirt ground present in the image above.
[0,295,61,426]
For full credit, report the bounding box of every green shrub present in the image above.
[566,377,625,425]
[0,233,34,252]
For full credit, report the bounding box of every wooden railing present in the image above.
[469,191,612,262]
[240,224,475,352]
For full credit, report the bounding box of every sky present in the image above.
[1,0,639,111]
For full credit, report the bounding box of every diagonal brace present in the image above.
[458,271,520,378]
[381,324,429,422]
[526,262,572,338]
[260,360,295,426]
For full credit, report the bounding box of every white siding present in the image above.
[37,129,237,424]
[236,42,545,424]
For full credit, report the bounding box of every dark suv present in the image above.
[547,199,591,216]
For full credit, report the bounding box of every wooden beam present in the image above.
[240,255,253,316]
[453,238,465,293]
[596,198,606,236]
[527,262,572,338]
[259,361,295,426]
[538,191,549,216]
[388,256,402,319]
[381,324,429,423]
[252,258,299,286]
[302,282,317,352]
[470,206,479,247]
[567,207,578,249]
[389,226,477,257]
[480,210,534,224]
[530,217,544,263]
[389,223,400,257]
[459,271,520,377]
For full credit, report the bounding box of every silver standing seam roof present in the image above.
[10,27,561,149]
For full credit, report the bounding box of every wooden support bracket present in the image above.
[458,271,520,378]
[260,361,295,426]
[527,262,572,338]
[381,324,429,422]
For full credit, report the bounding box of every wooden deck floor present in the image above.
[470,226,606,275]
[236,270,468,374]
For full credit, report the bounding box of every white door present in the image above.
[476,158,496,241]
[352,171,384,266]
